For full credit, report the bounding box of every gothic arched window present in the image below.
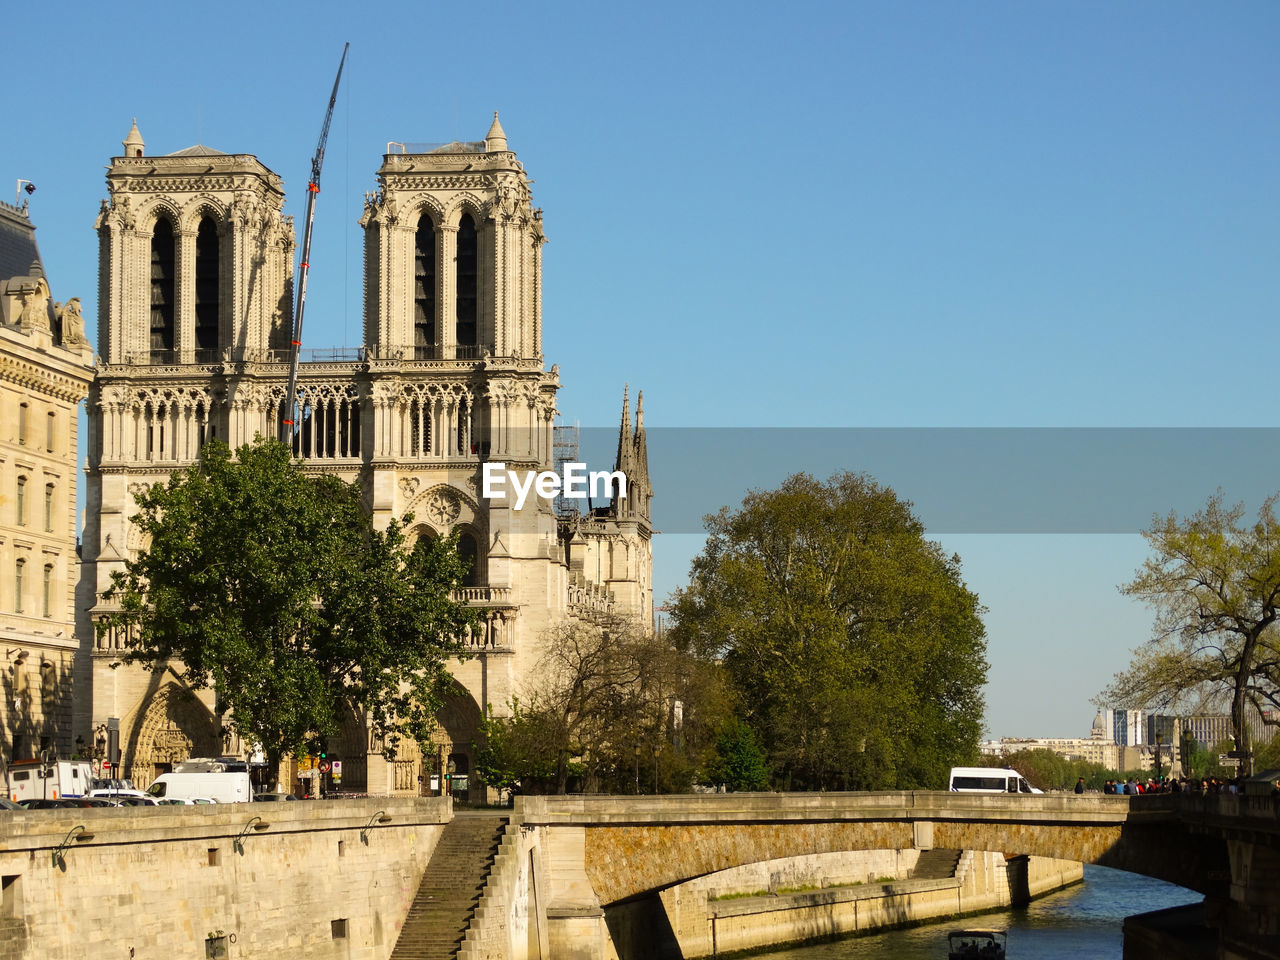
[414,216,436,359]
[457,529,480,587]
[455,213,477,354]
[150,217,176,361]
[194,216,220,360]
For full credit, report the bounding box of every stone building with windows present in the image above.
[0,196,94,767]
[77,115,652,797]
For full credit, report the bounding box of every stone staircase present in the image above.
[911,848,962,879]
[390,813,509,960]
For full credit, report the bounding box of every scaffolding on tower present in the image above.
[553,420,581,518]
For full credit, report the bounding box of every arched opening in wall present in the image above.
[457,396,470,455]
[456,213,478,355]
[146,399,168,460]
[414,216,436,359]
[194,401,212,450]
[128,683,221,790]
[292,387,362,460]
[150,217,176,362]
[408,525,438,552]
[456,528,480,587]
[407,394,432,458]
[328,698,368,794]
[194,216,220,361]
[430,681,484,803]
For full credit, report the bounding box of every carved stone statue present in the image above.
[59,297,88,346]
[17,279,52,332]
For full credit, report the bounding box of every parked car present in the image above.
[88,789,157,806]
[252,792,297,802]
[0,797,24,810]
[18,798,74,809]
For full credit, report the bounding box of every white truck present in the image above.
[145,758,253,803]
[6,758,95,802]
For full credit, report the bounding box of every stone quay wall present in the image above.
[0,796,450,960]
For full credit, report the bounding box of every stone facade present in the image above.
[0,198,94,768]
[0,796,449,960]
[77,117,652,795]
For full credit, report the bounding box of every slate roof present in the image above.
[0,201,44,285]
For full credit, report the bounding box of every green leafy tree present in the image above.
[706,719,770,791]
[1101,492,1280,776]
[1252,734,1280,773]
[474,700,562,795]
[98,437,476,770]
[1003,749,1068,791]
[670,471,988,790]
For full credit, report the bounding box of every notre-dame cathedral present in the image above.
[74,115,652,797]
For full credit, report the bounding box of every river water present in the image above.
[751,865,1201,959]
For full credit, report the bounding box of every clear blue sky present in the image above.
[11,1,1280,739]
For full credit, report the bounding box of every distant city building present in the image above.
[987,704,1280,780]
[0,196,94,763]
[1178,712,1276,750]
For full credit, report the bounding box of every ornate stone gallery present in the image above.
[77,116,652,796]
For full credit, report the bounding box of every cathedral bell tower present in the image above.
[360,112,544,362]
[95,121,295,367]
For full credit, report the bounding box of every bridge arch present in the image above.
[516,792,1226,907]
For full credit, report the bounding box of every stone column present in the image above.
[177,228,197,362]
[439,224,457,359]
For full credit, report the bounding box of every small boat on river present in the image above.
[947,928,1007,959]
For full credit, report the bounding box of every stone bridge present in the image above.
[458,791,1276,960]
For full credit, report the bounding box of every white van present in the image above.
[7,759,95,802]
[948,766,1043,794]
[147,770,252,803]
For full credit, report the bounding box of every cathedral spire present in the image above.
[122,118,145,157]
[485,111,508,152]
[631,391,650,518]
[615,384,632,473]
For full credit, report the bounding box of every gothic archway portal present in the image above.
[429,679,484,803]
[128,684,221,790]
[331,698,369,793]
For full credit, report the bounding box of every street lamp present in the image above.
[633,746,641,795]
[52,825,94,867]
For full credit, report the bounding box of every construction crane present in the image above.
[281,42,349,444]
